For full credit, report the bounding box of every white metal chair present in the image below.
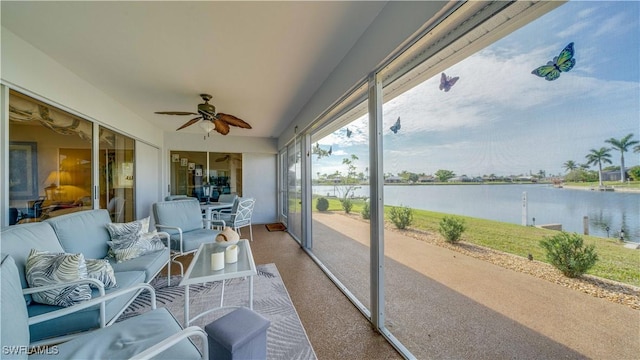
[216,197,255,241]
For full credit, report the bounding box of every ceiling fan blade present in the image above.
[155,111,199,116]
[217,113,252,129]
[213,118,230,135]
[215,155,230,162]
[176,117,202,131]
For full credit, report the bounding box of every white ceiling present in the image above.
[1,1,388,138]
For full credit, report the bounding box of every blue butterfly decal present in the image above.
[328,146,332,155]
[439,72,459,92]
[346,128,352,138]
[531,42,575,81]
[390,117,401,134]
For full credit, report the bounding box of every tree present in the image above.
[585,147,612,186]
[335,154,361,213]
[562,160,577,173]
[605,133,639,182]
[434,169,455,182]
[634,144,640,153]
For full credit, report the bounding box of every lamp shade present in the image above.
[198,120,215,133]
[45,170,71,187]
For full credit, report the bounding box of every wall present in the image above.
[242,153,277,224]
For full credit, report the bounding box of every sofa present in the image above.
[0,209,170,346]
[1,254,207,359]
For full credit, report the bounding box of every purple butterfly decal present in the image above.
[439,72,459,92]
[346,128,352,138]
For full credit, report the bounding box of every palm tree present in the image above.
[634,144,640,153]
[605,133,639,182]
[585,147,612,186]
[562,160,577,173]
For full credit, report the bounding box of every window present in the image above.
[169,151,243,201]
[99,126,135,223]
[8,90,93,224]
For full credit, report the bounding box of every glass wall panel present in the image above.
[8,90,93,224]
[310,96,370,309]
[286,140,302,242]
[279,149,288,225]
[99,126,135,223]
[380,1,639,358]
[169,151,243,201]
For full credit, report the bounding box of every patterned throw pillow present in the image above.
[25,249,92,307]
[86,259,117,289]
[105,219,144,240]
[107,220,165,263]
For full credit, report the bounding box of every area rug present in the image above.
[120,263,316,360]
[265,223,287,232]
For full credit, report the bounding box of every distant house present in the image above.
[385,176,403,183]
[601,171,622,182]
[418,175,435,183]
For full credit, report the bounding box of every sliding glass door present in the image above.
[7,90,93,224]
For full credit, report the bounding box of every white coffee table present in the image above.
[179,239,257,326]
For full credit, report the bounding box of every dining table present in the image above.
[200,201,234,223]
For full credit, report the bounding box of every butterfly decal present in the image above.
[531,42,575,81]
[346,128,352,138]
[328,146,332,156]
[390,117,401,134]
[439,72,459,92]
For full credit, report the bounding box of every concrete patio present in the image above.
[309,212,639,359]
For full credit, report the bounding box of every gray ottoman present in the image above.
[205,307,271,360]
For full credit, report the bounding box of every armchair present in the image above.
[153,198,225,276]
[216,197,255,242]
[1,254,207,359]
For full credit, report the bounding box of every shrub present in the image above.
[389,205,413,229]
[539,232,598,278]
[439,216,466,243]
[341,198,353,214]
[316,197,329,211]
[361,200,370,220]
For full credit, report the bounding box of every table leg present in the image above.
[249,275,254,310]
[184,284,190,326]
[220,280,225,307]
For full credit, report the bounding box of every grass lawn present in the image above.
[312,196,640,286]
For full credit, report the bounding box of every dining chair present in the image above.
[215,197,255,242]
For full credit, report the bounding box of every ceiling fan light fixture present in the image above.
[198,120,215,134]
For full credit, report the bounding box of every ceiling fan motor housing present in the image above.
[198,103,216,117]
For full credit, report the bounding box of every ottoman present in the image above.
[205,307,271,360]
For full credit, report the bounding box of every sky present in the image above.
[313,1,640,178]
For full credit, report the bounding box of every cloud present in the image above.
[312,1,639,178]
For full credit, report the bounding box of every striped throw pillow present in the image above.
[25,249,92,307]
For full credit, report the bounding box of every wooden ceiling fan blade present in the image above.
[217,113,252,129]
[155,111,199,116]
[213,119,230,135]
[176,117,202,131]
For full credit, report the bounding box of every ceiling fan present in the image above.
[215,155,230,162]
[155,94,251,137]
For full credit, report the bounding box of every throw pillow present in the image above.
[86,259,117,289]
[25,249,92,307]
[105,219,144,239]
[107,230,166,263]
